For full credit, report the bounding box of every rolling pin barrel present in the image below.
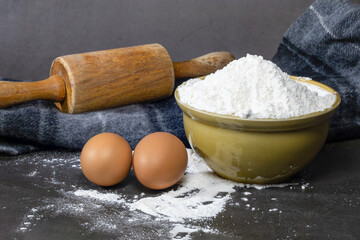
[50,44,175,113]
[0,44,235,113]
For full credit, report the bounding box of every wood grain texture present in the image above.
[173,52,235,78]
[0,44,235,113]
[0,75,65,108]
[50,43,174,113]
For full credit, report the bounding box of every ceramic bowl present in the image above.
[175,76,341,184]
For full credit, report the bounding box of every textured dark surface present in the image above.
[0,139,359,239]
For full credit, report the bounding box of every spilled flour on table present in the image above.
[74,189,126,204]
[72,151,294,225]
[130,151,239,222]
[12,149,306,239]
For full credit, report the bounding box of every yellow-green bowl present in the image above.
[175,76,341,184]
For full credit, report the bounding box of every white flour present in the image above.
[177,54,336,119]
[74,189,125,204]
[73,150,295,224]
[69,150,299,239]
[130,151,238,222]
[13,150,308,239]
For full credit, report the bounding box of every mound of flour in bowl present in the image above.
[177,54,336,119]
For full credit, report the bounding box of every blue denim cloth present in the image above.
[272,0,360,142]
[0,78,187,155]
[0,0,359,155]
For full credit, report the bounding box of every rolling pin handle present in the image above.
[0,75,66,108]
[172,51,235,79]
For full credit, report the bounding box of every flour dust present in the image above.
[9,150,309,239]
[177,54,336,119]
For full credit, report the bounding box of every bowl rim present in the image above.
[175,76,341,128]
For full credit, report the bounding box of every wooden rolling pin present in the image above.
[0,43,234,113]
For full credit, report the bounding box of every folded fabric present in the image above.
[0,0,359,155]
[272,0,360,142]
[0,79,188,155]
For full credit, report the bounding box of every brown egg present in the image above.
[133,132,188,190]
[80,133,132,186]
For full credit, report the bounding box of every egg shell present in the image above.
[133,132,188,190]
[80,133,132,186]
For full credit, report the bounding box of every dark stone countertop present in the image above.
[1,139,359,239]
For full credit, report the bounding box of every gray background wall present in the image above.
[0,0,318,80]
